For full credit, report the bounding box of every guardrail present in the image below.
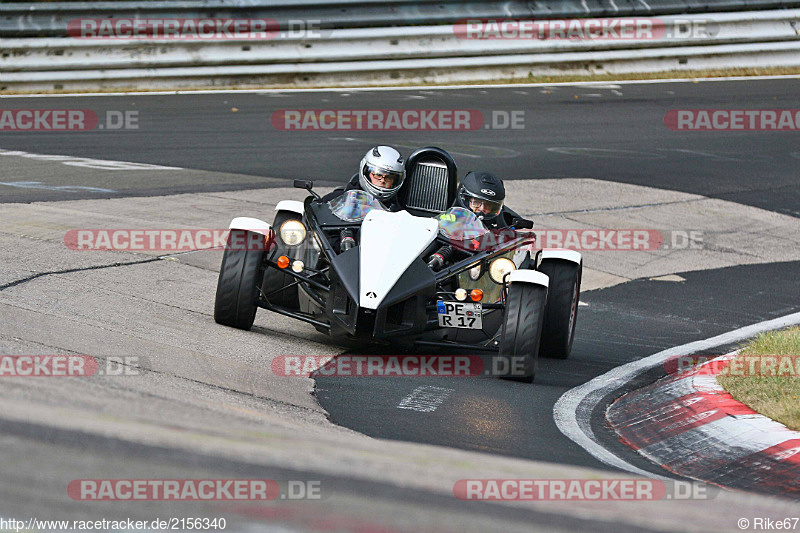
[3,0,800,37]
[1,9,799,91]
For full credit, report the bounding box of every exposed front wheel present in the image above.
[214,229,265,330]
[498,281,548,383]
[537,259,581,359]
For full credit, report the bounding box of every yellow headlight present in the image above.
[489,257,516,284]
[279,220,306,246]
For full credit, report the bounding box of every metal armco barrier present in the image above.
[3,0,800,37]
[1,7,799,91]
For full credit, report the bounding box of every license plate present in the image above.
[437,301,482,329]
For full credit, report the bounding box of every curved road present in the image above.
[1,78,799,217]
[1,77,799,528]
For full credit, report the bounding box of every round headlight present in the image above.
[489,257,516,284]
[279,220,306,246]
[469,263,482,281]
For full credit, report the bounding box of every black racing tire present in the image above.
[498,282,547,384]
[537,259,581,359]
[214,229,265,330]
[261,211,301,309]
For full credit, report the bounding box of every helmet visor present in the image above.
[329,190,387,222]
[461,191,503,217]
[366,165,403,190]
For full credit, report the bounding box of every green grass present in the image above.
[718,326,800,431]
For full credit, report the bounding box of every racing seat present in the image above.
[399,146,458,217]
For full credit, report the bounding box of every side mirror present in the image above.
[511,217,534,230]
[294,179,320,199]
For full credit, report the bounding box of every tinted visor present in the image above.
[461,191,503,217]
[366,165,403,189]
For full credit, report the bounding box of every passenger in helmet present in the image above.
[455,171,510,229]
[320,145,405,211]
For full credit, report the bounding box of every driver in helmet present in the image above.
[455,171,511,229]
[321,146,406,211]
[320,146,406,252]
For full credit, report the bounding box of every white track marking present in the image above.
[0,148,182,171]
[553,311,800,477]
[649,274,686,282]
[397,386,454,413]
[3,75,799,99]
[0,181,116,193]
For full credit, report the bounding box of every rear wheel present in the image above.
[537,259,581,359]
[261,211,301,308]
[498,282,547,383]
[214,230,265,330]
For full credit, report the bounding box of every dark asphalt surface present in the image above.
[2,78,798,490]
[4,418,655,533]
[1,78,799,216]
[316,260,800,478]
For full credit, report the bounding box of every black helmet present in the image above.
[456,171,505,221]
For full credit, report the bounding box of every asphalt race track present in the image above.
[2,77,800,531]
[1,78,799,217]
[317,261,800,474]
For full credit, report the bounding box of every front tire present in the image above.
[537,259,581,359]
[214,229,265,330]
[498,282,547,383]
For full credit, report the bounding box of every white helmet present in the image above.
[358,146,406,201]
